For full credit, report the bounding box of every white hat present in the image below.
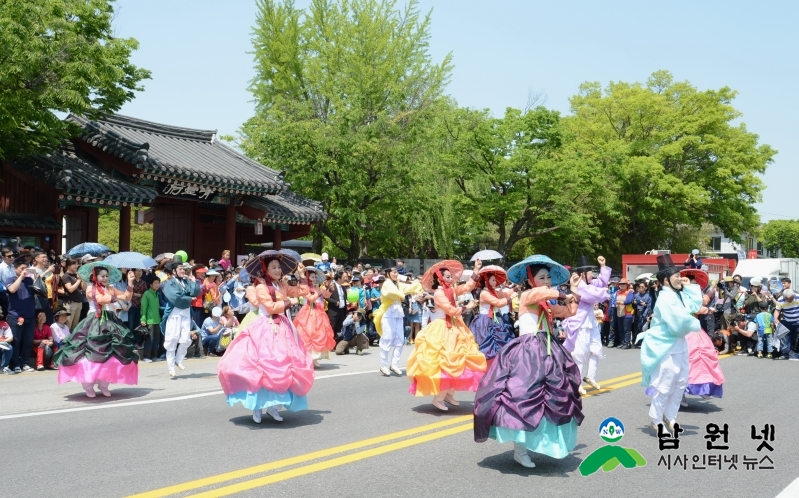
[212,306,223,317]
[750,278,763,287]
[81,254,98,263]
[321,252,329,261]
[206,270,220,276]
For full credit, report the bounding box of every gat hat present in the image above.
[680,268,709,289]
[507,255,569,286]
[573,255,598,273]
[655,254,681,282]
[211,306,223,317]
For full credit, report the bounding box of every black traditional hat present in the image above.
[656,254,681,282]
[573,255,598,273]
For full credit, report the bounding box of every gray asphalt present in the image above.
[2,346,797,498]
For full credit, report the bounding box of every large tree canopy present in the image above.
[761,220,799,259]
[0,0,150,159]
[566,70,776,254]
[436,105,612,260]
[240,0,452,259]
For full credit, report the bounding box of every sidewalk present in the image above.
[0,346,411,417]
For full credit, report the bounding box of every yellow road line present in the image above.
[134,365,699,497]
[127,415,472,498]
[186,423,474,498]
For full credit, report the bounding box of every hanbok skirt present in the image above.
[470,313,515,362]
[54,313,138,385]
[473,332,584,459]
[293,301,336,360]
[685,330,725,398]
[407,317,486,396]
[217,312,313,411]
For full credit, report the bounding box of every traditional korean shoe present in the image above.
[444,393,460,406]
[266,405,283,422]
[379,367,391,376]
[584,377,601,390]
[98,381,111,397]
[513,444,536,468]
[168,369,176,378]
[662,416,676,435]
[649,421,660,435]
[578,386,587,396]
[432,397,449,411]
[83,384,96,398]
[313,359,320,367]
[680,394,688,408]
[177,363,185,371]
[252,409,262,424]
[390,366,403,376]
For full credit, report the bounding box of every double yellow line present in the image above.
[129,369,656,497]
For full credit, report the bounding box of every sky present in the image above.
[112,0,799,223]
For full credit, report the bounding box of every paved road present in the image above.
[2,346,798,498]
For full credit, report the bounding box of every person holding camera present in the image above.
[684,249,703,269]
[5,257,36,373]
[336,308,369,355]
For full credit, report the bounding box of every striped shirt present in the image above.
[777,299,799,324]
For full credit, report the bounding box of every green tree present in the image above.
[0,0,150,159]
[239,0,451,259]
[761,220,799,258]
[566,70,776,254]
[436,105,613,260]
[98,209,153,255]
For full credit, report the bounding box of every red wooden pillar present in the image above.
[272,225,282,250]
[119,204,131,252]
[226,200,236,257]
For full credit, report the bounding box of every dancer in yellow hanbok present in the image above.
[407,259,487,411]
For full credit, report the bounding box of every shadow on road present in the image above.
[314,363,342,371]
[477,445,585,476]
[680,400,723,414]
[63,387,161,403]
[171,372,217,380]
[410,401,475,417]
[229,409,331,429]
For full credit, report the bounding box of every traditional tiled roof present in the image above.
[12,145,157,206]
[0,212,62,230]
[67,114,285,195]
[243,191,327,225]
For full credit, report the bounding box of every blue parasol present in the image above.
[507,255,570,286]
[244,250,300,278]
[67,242,111,257]
[104,251,158,269]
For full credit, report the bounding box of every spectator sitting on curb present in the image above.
[32,309,56,370]
[50,306,72,348]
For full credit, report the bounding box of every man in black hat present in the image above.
[637,254,708,435]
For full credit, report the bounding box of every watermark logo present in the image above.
[579,417,647,476]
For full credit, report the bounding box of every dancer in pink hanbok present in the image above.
[217,250,314,423]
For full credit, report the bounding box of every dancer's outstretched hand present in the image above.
[597,256,606,266]
[473,259,482,272]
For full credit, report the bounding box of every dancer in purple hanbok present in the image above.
[561,255,611,395]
